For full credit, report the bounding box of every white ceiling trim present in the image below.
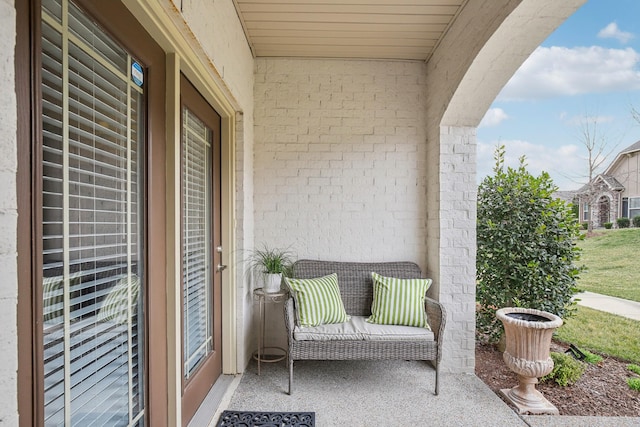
[231,0,468,61]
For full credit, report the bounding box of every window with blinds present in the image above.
[41,0,145,425]
[182,108,214,378]
[630,197,640,219]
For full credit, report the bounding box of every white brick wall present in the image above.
[178,0,257,370]
[253,58,430,352]
[1,1,589,415]
[437,126,478,373]
[423,0,584,373]
[234,112,257,370]
[181,0,254,110]
[0,0,17,424]
[254,59,429,267]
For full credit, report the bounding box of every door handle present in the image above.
[216,247,226,271]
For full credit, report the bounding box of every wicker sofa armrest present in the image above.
[425,297,446,347]
[284,297,296,340]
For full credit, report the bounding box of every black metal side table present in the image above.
[252,287,289,375]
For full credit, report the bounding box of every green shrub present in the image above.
[570,203,579,220]
[634,216,640,228]
[629,364,640,391]
[604,222,613,229]
[583,349,603,364]
[582,222,588,230]
[628,378,640,392]
[541,352,585,386]
[476,146,583,342]
[617,218,630,228]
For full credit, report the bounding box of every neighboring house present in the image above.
[1,0,585,425]
[577,140,640,228]
[554,190,579,205]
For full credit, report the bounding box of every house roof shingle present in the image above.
[599,174,624,190]
[603,139,640,177]
[575,174,624,195]
[618,140,640,155]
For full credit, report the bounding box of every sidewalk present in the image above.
[575,291,640,321]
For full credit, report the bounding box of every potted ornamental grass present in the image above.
[247,245,295,293]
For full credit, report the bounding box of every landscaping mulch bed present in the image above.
[475,341,640,416]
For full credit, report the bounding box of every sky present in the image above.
[477,0,640,191]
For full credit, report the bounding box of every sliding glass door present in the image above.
[41,0,146,424]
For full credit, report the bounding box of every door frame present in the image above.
[16,0,239,425]
[179,73,223,425]
[130,2,239,424]
[18,0,168,424]
[164,52,237,426]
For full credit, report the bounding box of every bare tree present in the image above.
[575,115,619,233]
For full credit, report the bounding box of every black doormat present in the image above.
[216,410,315,427]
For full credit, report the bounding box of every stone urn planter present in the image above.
[496,307,563,415]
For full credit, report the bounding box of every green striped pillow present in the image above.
[367,272,432,329]
[285,273,349,327]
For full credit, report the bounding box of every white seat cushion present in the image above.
[294,315,434,342]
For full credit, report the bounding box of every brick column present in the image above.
[437,126,477,373]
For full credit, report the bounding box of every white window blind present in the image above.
[182,108,213,378]
[41,0,145,425]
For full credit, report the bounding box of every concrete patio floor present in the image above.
[206,359,640,426]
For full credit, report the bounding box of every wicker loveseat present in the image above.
[284,259,446,395]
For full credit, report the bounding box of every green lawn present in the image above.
[555,306,640,364]
[576,228,640,302]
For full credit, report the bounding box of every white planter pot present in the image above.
[263,273,282,293]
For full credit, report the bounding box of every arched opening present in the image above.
[425,0,586,373]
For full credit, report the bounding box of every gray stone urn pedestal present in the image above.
[496,307,563,415]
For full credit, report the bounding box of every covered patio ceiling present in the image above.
[231,0,467,61]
